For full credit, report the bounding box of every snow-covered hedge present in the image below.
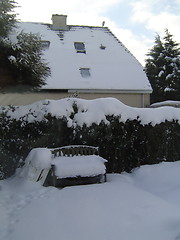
[0,98,180,179]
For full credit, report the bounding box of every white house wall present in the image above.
[0,92,150,107]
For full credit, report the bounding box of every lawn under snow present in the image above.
[1,161,180,240]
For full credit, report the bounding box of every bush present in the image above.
[0,108,180,179]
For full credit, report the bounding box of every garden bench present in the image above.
[46,145,107,187]
[51,145,99,157]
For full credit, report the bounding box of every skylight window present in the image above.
[80,68,91,78]
[40,41,50,49]
[58,31,64,40]
[74,42,86,53]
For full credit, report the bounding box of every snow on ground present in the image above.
[1,161,180,240]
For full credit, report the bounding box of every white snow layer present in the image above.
[53,155,107,178]
[1,161,180,240]
[2,97,180,126]
[19,148,52,180]
[24,148,52,169]
[151,100,180,108]
[20,148,106,180]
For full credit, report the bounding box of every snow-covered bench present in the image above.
[49,145,107,187]
[51,145,99,157]
[21,146,107,187]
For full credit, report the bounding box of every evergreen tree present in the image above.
[0,0,17,39]
[145,35,165,102]
[0,0,17,74]
[10,32,50,89]
[0,0,50,90]
[162,29,180,99]
[145,29,180,103]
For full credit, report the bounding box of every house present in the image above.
[0,14,152,107]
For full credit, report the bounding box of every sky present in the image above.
[15,0,180,65]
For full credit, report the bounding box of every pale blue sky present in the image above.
[15,0,180,65]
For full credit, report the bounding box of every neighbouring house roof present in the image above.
[11,21,152,93]
[150,100,180,108]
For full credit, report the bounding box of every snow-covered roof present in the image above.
[13,22,152,92]
[150,100,180,108]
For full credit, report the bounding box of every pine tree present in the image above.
[145,35,165,102]
[0,0,51,90]
[0,0,17,39]
[0,0,17,74]
[145,29,180,103]
[162,29,180,100]
[11,32,50,88]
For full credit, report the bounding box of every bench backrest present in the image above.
[51,145,99,158]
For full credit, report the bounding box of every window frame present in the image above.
[80,68,91,78]
[74,42,86,54]
[40,40,50,49]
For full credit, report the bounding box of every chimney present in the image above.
[51,14,67,30]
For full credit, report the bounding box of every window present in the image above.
[58,31,64,40]
[40,41,50,49]
[80,68,91,78]
[74,42,86,53]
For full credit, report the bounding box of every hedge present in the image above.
[0,110,180,179]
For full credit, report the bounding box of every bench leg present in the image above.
[51,165,56,187]
[104,173,107,182]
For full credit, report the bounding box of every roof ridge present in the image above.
[68,25,105,28]
[19,21,106,29]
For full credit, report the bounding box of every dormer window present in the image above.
[80,68,90,78]
[58,31,64,40]
[40,40,50,49]
[74,42,86,54]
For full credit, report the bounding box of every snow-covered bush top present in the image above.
[1,97,180,126]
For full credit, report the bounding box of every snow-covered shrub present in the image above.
[0,98,180,179]
[0,112,72,179]
[71,117,180,173]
